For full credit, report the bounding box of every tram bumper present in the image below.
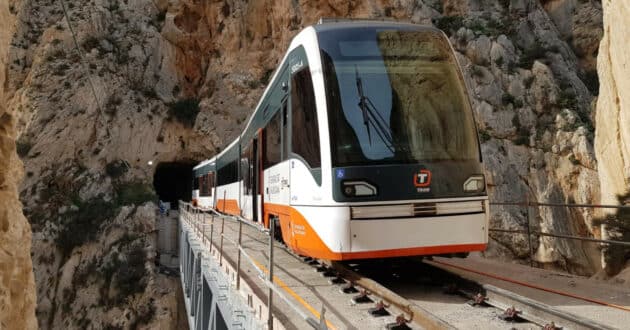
[346,211,488,259]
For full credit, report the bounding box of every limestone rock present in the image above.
[595,0,630,207]
[531,61,559,113]
[0,1,37,329]
[594,0,630,273]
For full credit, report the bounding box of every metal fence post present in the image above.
[526,197,534,267]
[237,219,243,290]
[210,214,214,253]
[268,217,275,330]
[219,216,225,267]
[202,213,206,245]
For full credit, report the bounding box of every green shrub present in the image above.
[245,80,259,89]
[105,160,128,178]
[82,36,100,51]
[502,93,516,106]
[513,135,529,146]
[105,95,122,116]
[113,246,147,302]
[56,199,117,257]
[157,11,166,22]
[53,63,70,76]
[471,65,485,78]
[557,89,577,110]
[115,182,156,206]
[479,130,491,143]
[579,69,599,96]
[523,76,535,88]
[501,93,523,108]
[168,98,200,127]
[518,44,547,69]
[261,69,274,86]
[593,191,630,275]
[16,138,32,157]
[429,0,443,13]
[434,16,464,36]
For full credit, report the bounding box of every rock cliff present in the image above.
[2,0,612,327]
[595,0,630,275]
[0,0,37,329]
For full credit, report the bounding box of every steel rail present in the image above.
[479,284,616,330]
[327,261,456,330]
[429,259,629,328]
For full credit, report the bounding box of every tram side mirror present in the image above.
[281,81,288,92]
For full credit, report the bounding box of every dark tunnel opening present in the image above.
[153,162,195,210]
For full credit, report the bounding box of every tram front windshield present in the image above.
[319,27,480,167]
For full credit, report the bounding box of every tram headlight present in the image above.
[342,180,377,197]
[463,175,485,193]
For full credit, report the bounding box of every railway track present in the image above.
[290,245,617,329]
[322,257,615,330]
[183,208,618,329]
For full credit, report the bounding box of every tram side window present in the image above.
[201,173,213,197]
[198,176,204,194]
[217,159,238,185]
[242,143,254,195]
[291,67,321,169]
[264,112,282,169]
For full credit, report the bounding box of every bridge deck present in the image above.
[188,212,411,329]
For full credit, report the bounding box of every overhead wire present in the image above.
[57,0,107,139]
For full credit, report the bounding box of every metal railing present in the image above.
[488,200,630,267]
[178,201,329,330]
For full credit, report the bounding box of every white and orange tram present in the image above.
[192,20,489,261]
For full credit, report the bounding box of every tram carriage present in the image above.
[192,20,489,260]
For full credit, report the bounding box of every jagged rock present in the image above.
[595,0,630,274]
[466,35,492,65]
[542,0,603,71]
[531,61,559,113]
[0,1,37,329]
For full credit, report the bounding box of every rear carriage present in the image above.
[192,20,489,260]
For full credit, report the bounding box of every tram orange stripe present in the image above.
[216,199,240,216]
[340,243,487,260]
[263,202,487,260]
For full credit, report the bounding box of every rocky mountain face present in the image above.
[1,0,615,327]
[595,0,630,276]
[0,0,38,329]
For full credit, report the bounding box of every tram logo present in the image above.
[414,169,431,191]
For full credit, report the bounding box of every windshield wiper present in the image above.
[354,66,395,154]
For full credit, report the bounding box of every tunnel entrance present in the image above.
[153,162,195,210]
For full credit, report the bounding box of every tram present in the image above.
[192,20,489,260]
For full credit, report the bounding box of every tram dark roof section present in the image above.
[313,18,439,33]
